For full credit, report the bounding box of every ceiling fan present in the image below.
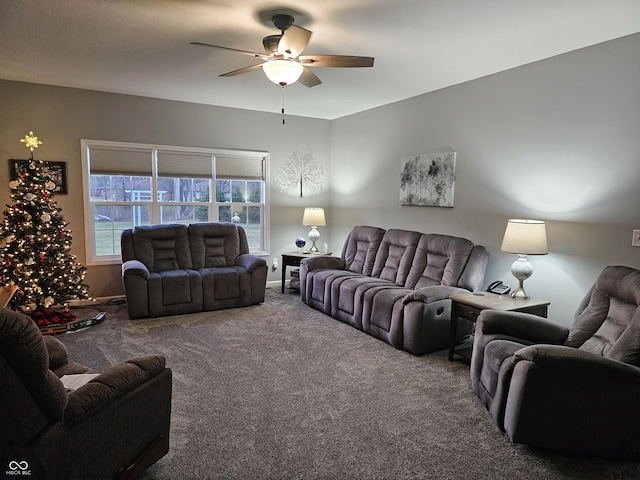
[191,13,374,88]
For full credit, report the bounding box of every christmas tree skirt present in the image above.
[30,308,76,326]
[30,308,106,335]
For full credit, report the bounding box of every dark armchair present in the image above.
[470,265,640,459]
[0,308,172,479]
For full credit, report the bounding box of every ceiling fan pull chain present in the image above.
[281,86,286,125]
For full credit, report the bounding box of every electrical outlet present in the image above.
[272,258,278,270]
[633,230,640,247]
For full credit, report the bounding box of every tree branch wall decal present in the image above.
[274,147,323,197]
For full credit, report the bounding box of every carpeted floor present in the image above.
[60,287,639,479]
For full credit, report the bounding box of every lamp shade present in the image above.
[302,207,326,227]
[500,219,548,255]
[262,60,304,86]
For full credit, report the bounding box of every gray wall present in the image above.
[0,81,332,297]
[331,33,640,324]
[1,32,639,324]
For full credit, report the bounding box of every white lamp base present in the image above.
[510,254,533,299]
[308,226,320,253]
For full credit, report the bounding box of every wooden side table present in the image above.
[448,292,549,362]
[280,252,331,293]
[0,284,18,309]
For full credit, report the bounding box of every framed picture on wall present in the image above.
[400,152,456,207]
[9,159,68,194]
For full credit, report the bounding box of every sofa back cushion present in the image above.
[371,229,422,286]
[130,224,192,273]
[340,226,386,275]
[188,222,243,269]
[406,234,475,289]
[567,265,640,367]
[0,309,68,443]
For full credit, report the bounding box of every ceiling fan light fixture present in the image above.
[262,60,303,86]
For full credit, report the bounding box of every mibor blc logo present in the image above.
[5,460,31,476]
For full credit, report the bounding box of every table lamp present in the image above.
[500,219,548,299]
[302,207,326,253]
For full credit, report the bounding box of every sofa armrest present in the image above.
[236,254,267,272]
[504,344,640,458]
[515,344,640,383]
[477,310,569,344]
[122,260,150,280]
[402,285,469,305]
[64,355,167,426]
[44,336,69,371]
[301,255,346,271]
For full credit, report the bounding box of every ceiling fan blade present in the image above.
[299,54,374,68]
[278,25,311,58]
[219,64,264,77]
[299,67,322,88]
[190,42,269,61]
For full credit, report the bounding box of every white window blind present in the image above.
[216,156,264,180]
[88,146,153,176]
[157,150,213,178]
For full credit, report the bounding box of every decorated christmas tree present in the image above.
[0,131,91,322]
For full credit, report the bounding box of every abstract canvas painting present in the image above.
[400,152,456,207]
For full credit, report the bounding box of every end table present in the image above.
[281,251,331,293]
[448,292,550,362]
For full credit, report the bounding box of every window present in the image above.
[81,140,268,265]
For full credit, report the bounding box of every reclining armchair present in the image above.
[0,308,172,479]
[471,265,640,459]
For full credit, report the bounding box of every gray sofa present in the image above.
[121,222,267,319]
[300,226,489,355]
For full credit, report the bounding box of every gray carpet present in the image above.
[60,287,639,479]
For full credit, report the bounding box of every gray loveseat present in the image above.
[300,226,489,355]
[121,222,267,319]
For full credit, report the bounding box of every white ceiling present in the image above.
[2,1,640,120]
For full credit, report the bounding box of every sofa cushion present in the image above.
[341,226,386,275]
[159,270,196,306]
[200,267,252,310]
[370,229,422,285]
[131,224,192,273]
[406,234,475,289]
[189,223,241,269]
[567,266,640,367]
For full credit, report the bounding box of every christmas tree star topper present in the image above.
[20,131,43,152]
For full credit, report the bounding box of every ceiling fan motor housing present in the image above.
[272,14,294,32]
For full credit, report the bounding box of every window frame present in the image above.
[81,139,269,266]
